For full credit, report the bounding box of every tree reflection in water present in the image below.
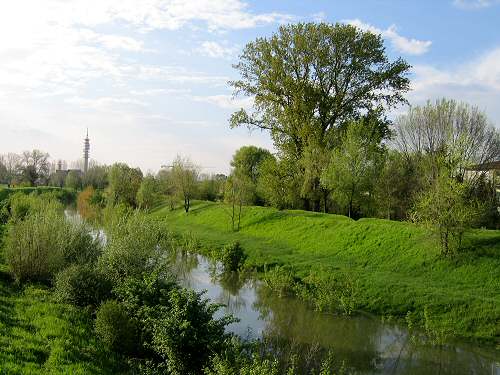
[174,253,500,375]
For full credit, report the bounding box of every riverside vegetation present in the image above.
[150,200,500,345]
[0,189,347,374]
[1,21,500,373]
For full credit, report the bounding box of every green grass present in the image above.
[0,225,125,374]
[151,201,500,345]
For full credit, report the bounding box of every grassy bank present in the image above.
[0,224,123,374]
[150,201,500,346]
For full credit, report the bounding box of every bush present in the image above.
[214,242,246,272]
[55,264,112,308]
[148,287,234,375]
[95,300,137,354]
[5,209,101,283]
[98,212,171,284]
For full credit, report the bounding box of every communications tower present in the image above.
[83,129,90,174]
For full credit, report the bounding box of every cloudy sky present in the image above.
[0,0,499,173]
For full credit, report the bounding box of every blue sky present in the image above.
[0,0,499,173]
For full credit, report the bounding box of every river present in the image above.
[173,252,500,375]
[65,209,500,374]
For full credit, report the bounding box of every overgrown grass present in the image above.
[0,224,124,374]
[150,201,500,345]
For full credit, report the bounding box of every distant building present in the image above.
[83,129,90,174]
[465,161,500,208]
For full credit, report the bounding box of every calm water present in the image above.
[173,252,500,375]
[65,209,500,374]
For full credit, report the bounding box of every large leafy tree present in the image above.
[231,23,410,151]
[230,22,410,209]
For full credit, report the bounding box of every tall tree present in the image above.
[230,22,410,209]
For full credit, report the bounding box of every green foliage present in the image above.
[6,208,101,283]
[301,272,359,315]
[95,300,137,354]
[0,186,76,206]
[114,274,235,374]
[171,155,199,213]
[224,174,254,231]
[137,174,161,210]
[83,165,109,190]
[153,201,500,342]
[148,287,233,375]
[230,146,272,205]
[55,264,112,308]
[98,211,171,284]
[263,266,296,298]
[107,163,143,207]
[374,151,421,220]
[411,176,483,256]
[321,121,383,218]
[257,157,299,210]
[213,242,247,272]
[65,170,82,190]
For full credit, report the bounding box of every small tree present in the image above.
[137,174,160,210]
[411,176,482,256]
[108,163,143,207]
[224,174,253,231]
[171,156,199,213]
[321,122,382,218]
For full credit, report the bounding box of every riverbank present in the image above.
[150,200,500,346]
[0,220,124,373]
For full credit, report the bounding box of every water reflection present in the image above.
[175,253,500,375]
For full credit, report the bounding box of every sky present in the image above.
[0,0,499,174]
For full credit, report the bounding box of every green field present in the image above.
[151,201,500,345]
[0,225,123,374]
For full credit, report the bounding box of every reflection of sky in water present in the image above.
[64,208,500,375]
[176,254,500,375]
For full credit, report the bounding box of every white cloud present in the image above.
[453,0,500,9]
[65,96,149,109]
[346,19,432,55]
[409,47,500,126]
[191,94,254,110]
[197,41,239,59]
[311,11,327,22]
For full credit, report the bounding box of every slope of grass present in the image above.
[151,201,500,345]
[0,224,124,374]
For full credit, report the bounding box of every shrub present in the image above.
[262,266,296,298]
[114,274,235,374]
[7,192,63,222]
[95,300,137,354]
[77,186,99,221]
[5,209,101,283]
[98,212,171,284]
[55,264,112,308]
[214,242,246,272]
[148,287,235,375]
